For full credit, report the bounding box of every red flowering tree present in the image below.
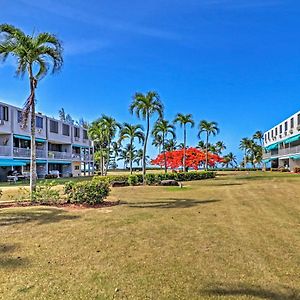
[151,147,223,170]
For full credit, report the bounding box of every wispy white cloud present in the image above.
[18,0,182,42]
[64,39,111,56]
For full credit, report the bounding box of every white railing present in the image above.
[0,145,11,156]
[279,145,300,156]
[13,147,46,158]
[48,151,71,159]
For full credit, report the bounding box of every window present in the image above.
[279,124,282,134]
[62,124,70,136]
[284,121,288,132]
[83,129,88,140]
[75,165,80,170]
[275,127,278,135]
[0,105,9,121]
[268,132,270,140]
[17,110,22,123]
[264,134,267,142]
[271,130,274,137]
[50,120,58,133]
[74,127,80,138]
[298,114,300,126]
[290,118,294,129]
[36,116,43,129]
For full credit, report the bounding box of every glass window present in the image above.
[279,124,282,134]
[36,116,43,129]
[74,127,80,138]
[275,127,278,135]
[0,105,9,121]
[285,121,288,131]
[291,118,294,129]
[50,120,59,133]
[17,111,23,123]
[83,130,88,140]
[62,124,70,136]
[298,114,300,126]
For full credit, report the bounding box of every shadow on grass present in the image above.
[0,207,80,227]
[0,243,29,269]
[122,198,220,209]
[205,182,244,187]
[202,284,300,300]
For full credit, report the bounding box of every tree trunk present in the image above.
[163,133,167,174]
[105,141,110,176]
[183,124,186,172]
[205,133,209,171]
[142,115,150,184]
[130,139,133,175]
[29,67,37,199]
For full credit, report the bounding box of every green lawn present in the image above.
[0,172,299,299]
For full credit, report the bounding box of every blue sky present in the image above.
[1,0,300,161]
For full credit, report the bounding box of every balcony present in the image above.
[279,145,300,156]
[13,147,46,158]
[72,153,93,161]
[0,145,11,156]
[48,151,72,160]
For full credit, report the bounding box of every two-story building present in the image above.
[263,110,300,170]
[0,101,94,181]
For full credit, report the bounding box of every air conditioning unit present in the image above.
[284,131,288,136]
[297,125,300,131]
[279,134,282,138]
[37,128,42,133]
[75,137,79,141]
[0,120,4,125]
[290,129,293,134]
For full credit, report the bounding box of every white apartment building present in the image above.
[263,110,300,170]
[0,101,94,181]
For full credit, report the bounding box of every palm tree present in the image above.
[0,24,63,196]
[222,152,237,168]
[197,140,206,150]
[198,120,220,170]
[215,141,226,154]
[164,139,177,152]
[152,119,176,173]
[111,141,121,168]
[119,123,144,174]
[99,115,121,175]
[253,131,264,146]
[134,149,149,167]
[174,113,194,171]
[152,133,163,154]
[130,91,163,182]
[118,144,136,169]
[239,138,252,168]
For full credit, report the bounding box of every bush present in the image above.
[128,175,138,186]
[294,167,300,173]
[64,181,110,205]
[45,174,58,179]
[93,174,143,185]
[32,181,60,204]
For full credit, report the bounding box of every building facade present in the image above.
[0,101,94,181]
[263,110,300,170]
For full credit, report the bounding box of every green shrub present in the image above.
[32,181,60,204]
[128,175,138,186]
[145,173,157,185]
[64,181,110,205]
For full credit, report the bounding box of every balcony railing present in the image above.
[48,151,72,160]
[72,153,93,161]
[0,145,11,156]
[13,147,46,158]
[278,145,300,156]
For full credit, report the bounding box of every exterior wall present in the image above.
[0,100,94,179]
[263,110,300,171]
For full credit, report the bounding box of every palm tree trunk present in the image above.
[29,67,37,199]
[205,133,209,171]
[163,134,167,174]
[183,125,186,172]
[142,114,150,184]
[105,141,110,176]
[130,139,133,175]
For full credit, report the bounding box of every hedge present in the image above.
[92,171,216,186]
[64,181,110,205]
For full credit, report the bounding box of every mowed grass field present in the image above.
[0,172,299,299]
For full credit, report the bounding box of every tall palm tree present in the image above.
[253,131,264,146]
[198,120,220,170]
[99,115,121,175]
[118,144,136,169]
[197,140,206,150]
[174,113,194,171]
[152,119,176,173]
[130,91,163,182]
[239,137,252,168]
[111,141,121,168]
[0,24,63,196]
[119,123,144,174]
[134,149,149,167]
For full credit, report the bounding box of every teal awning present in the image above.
[265,143,278,151]
[284,134,300,144]
[14,134,46,143]
[290,154,300,160]
[262,159,270,163]
[0,159,27,167]
[14,159,47,164]
[48,161,71,165]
